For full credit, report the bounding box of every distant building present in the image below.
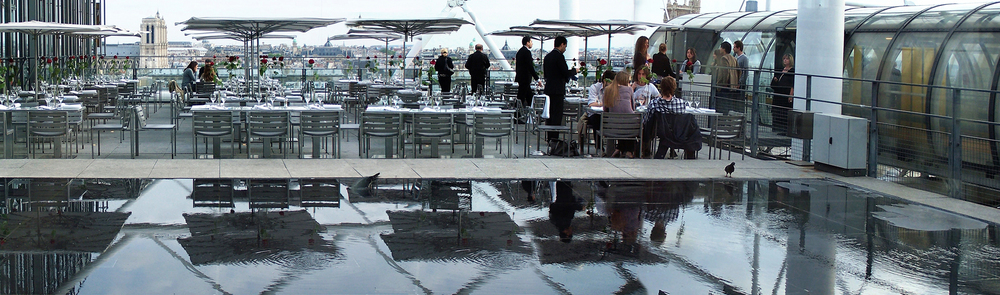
[105,43,140,58]
[140,12,168,68]
[667,0,701,21]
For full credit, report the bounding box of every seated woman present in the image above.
[200,64,217,83]
[603,71,636,158]
[643,76,701,159]
[632,66,659,107]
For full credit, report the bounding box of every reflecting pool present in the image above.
[1,178,998,294]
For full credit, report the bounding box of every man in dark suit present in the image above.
[465,44,490,95]
[515,36,540,109]
[543,36,577,141]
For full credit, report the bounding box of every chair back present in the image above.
[474,113,513,137]
[27,111,68,137]
[192,111,233,136]
[361,112,402,137]
[300,111,339,136]
[412,113,453,137]
[248,179,289,209]
[248,112,289,137]
[601,113,642,140]
[133,106,149,129]
[714,114,745,139]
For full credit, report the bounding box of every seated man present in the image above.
[642,77,701,159]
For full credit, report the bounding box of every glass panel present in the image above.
[844,7,891,32]
[751,11,797,31]
[905,3,982,31]
[668,13,699,26]
[874,32,948,172]
[683,13,726,28]
[956,2,1000,31]
[742,31,775,89]
[843,32,895,116]
[930,32,1000,167]
[726,12,773,31]
[701,12,744,31]
[857,6,931,31]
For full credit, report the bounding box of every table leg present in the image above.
[474,137,484,158]
[213,137,222,158]
[384,138,394,158]
[262,137,273,158]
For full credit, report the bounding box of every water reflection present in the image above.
[0,177,997,294]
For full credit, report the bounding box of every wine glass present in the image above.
[304,92,312,105]
[692,100,700,109]
[55,95,64,107]
[210,91,218,105]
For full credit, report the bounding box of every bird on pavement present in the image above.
[725,162,735,177]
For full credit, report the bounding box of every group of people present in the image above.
[427,34,797,156]
[180,59,218,94]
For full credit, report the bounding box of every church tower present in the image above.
[140,12,168,68]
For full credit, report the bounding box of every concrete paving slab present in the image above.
[12,159,93,178]
[219,159,291,178]
[0,159,29,170]
[149,159,220,179]
[79,159,157,178]
[283,159,361,178]
[404,159,488,179]
[540,159,630,179]
[469,159,556,179]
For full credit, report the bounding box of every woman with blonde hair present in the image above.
[603,71,637,158]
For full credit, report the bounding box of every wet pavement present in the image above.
[1,178,998,294]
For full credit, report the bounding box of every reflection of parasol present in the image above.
[0,211,131,252]
[380,210,529,261]
[178,210,336,265]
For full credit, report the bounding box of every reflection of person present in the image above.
[770,54,795,135]
[465,44,490,95]
[520,180,537,203]
[678,48,701,76]
[515,36,540,108]
[543,36,578,141]
[435,48,455,93]
[549,181,582,243]
[182,61,198,93]
[651,43,677,81]
[603,71,636,158]
[631,36,650,82]
[644,181,697,242]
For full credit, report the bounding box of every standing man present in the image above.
[734,40,749,90]
[713,41,740,115]
[543,36,577,141]
[435,48,455,93]
[515,36,541,109]
[465,44,490,95]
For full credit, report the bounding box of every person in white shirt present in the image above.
[632,66,660,107]
[581,70,616,144]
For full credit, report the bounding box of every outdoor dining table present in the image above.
[191,103,343,158]
[0,103,84,158]
[364,105,511,158]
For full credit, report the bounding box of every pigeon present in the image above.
[725,162,735,177]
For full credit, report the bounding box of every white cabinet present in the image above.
[813,113,868,174]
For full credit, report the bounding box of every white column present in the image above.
[795,0,844,161]
[794,0,844,114]
[559,0,580,62]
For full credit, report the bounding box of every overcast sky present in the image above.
[104,0,977,49]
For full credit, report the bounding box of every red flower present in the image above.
[346,55,351,59]
[52,57,58,62]
[572,58,576,62]
[46,58,52,64]
[69,56,75,60]
[278,56,284,62]
[308,59,315,64]
[430,60,436,65]
[261,58,268,64]
[580,61,585,66]
[672,59,677,62]
[228,56,236,62]
[78,55,84,60]
[113,55,118,59]
[647,58,654,64]
[398,55,402,58]
[366,57,371,60]
[686,60,693,66]
[6,58,12,63]
[213,55,217,58]
[374,55,378,59]
[208,61,214,66]
[92,56,97,59]
[99,56,104,59]
[126,56,130,60]
[599,59,607,65]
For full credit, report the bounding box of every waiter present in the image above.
[543,36,577,142]
[515,36,541,110]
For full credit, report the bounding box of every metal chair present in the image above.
[599,113,643,157]
[411,113,454,158]
[130,105,176,159]
[27,111,70,158]
[89,109,127,158]
[192,111,234,159]
[298,110,340,158]
[247,111,290,158]
[531,95,573,156]
[474,113,514,158]
[706,113,746,160]
[360,112,404,158]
